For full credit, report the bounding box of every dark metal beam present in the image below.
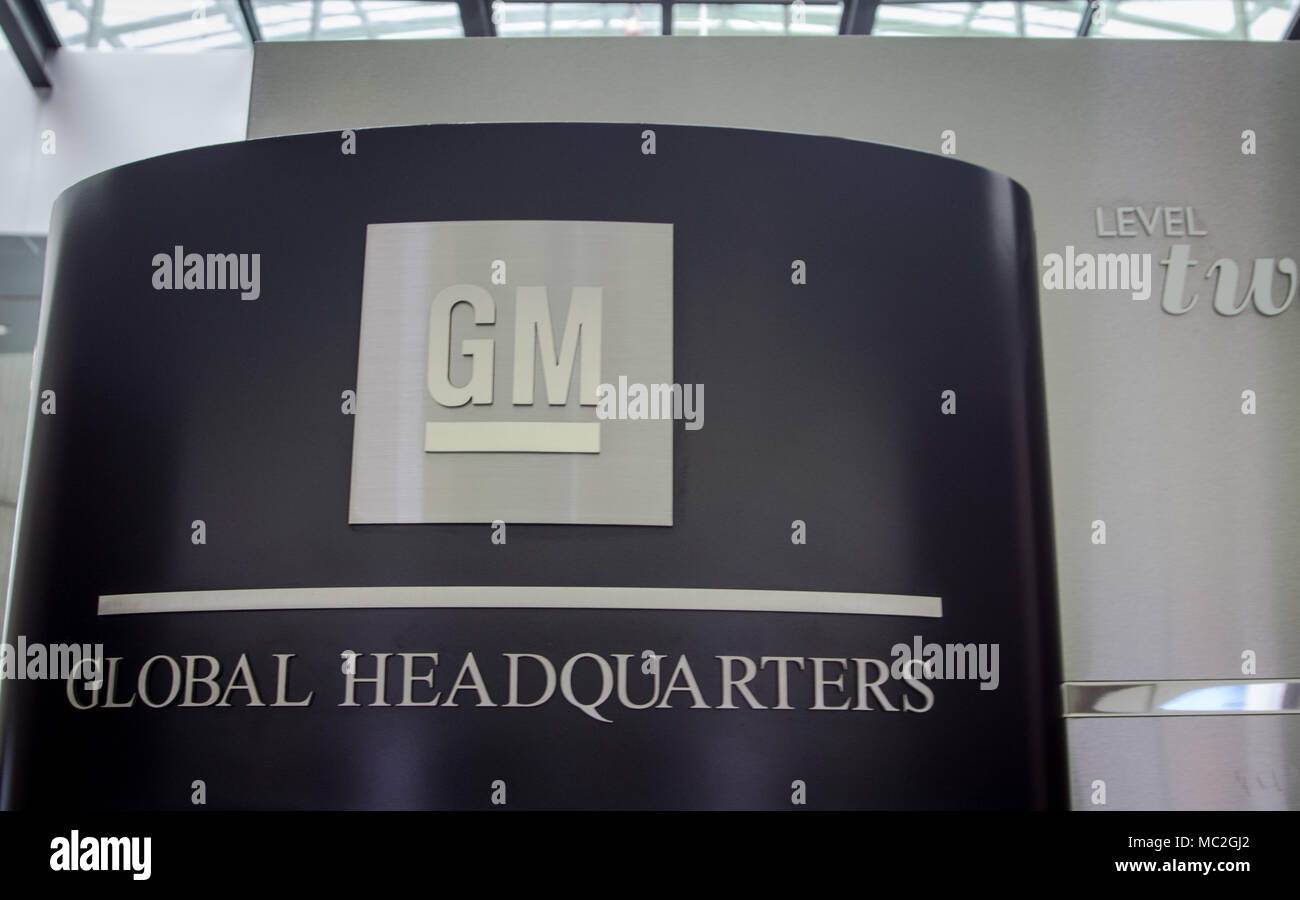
[458,0,497,37]
[19,0,56,45]
[1077,0,1097,37]
[1286,2,1300,40]
[236,0,263,42]
[840,0,878,35]
[0,0,60,88]
[662,2,672,35]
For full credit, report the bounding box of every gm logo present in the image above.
[349,220,673,525]
[425,283,602,453]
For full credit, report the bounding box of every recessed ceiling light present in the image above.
[0,324,9,336]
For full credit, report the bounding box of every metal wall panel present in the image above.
[245,36,1300,808]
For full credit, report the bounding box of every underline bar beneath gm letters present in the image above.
[424,422,601,453]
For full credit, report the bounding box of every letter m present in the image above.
[50,643,82,681]
[207,253,238,291]
[100,837,128,871]
[945,643,977,681]
[512,287,601,406]
[1098,253,1130,291]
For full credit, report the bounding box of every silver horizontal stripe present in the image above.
[1064,679,1300,717]
[98,586,943,618]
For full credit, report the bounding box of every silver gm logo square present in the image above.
[349,220,673,525]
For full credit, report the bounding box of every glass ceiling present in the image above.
[672,3,844,34]
[34,0,1300,50]
[874,1,1086,36]
[495,3,665,35]
[257,2,465,40]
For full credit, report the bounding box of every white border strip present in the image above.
[424,422,600,453]
[98,586,942,618]
[1064,679,1300,717]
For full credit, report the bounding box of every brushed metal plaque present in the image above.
[349,220,672,525]
[1067,715,1300,811]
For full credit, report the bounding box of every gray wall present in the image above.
[251,36,1300,808]
[0,352,32,623]
[0,47,251,235]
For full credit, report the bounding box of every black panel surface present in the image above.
[0,123,1061,810]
